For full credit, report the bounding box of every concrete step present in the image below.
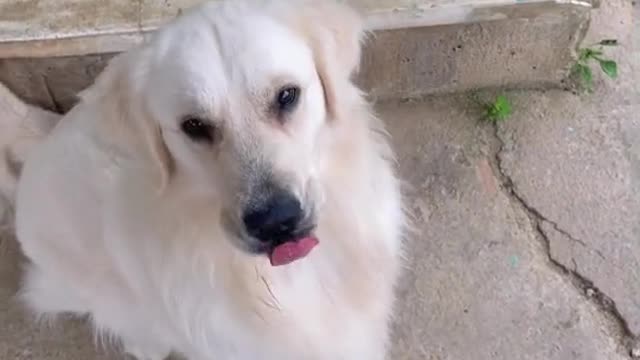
[0,0,595,112]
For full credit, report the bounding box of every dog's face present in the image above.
[97,1,363,261]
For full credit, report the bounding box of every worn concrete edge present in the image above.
[0,0,592,59]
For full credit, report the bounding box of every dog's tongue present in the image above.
[269,237,319,267]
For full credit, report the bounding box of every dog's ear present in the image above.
[285,1,365,120]
[83,50,174,190]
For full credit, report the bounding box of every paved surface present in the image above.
[0,0,637,359]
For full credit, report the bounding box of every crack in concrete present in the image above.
[490,123,635,358]
[538,216,607,261]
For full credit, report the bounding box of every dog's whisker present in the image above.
[319,278,336,306]
[258,297,280,312]
[254,266,261,281]
[260,276,281,311]
[251,306,268,323]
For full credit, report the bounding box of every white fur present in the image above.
[0,83,59,232]
[9,1,405,359]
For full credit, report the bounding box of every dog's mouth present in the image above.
[269,236,319,266]
[233,189,319,266]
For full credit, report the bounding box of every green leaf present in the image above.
[495,95,512,116]
[488,95,512,122]
[571,62,582,76]
[581,48,604,61]
[599,59,618,79]
[598,39,618,46]
[578,49,591,61]
[577,64,593,87]
[590,49,604,57]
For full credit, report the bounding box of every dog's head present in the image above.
[87,0,364,265]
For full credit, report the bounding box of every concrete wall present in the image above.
[0,0,592,111]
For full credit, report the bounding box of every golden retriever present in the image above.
[3,1,406,359]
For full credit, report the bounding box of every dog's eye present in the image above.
[180,117,214,143]
[276,86,300,112]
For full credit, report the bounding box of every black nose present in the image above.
[242,192,304,245]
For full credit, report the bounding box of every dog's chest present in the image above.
[236,232,395,358]
[237,261,389,359]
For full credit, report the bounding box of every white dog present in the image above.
[3,1,405,359]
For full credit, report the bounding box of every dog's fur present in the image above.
[0,83,59,231]
[3,1,405,359]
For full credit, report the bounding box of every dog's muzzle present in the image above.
[241,190,318,266]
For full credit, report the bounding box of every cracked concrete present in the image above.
[493,123,635,351]
[495,0,639,342]
[0,0,638,359]
[384,96,629,360]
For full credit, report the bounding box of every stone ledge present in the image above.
[0,0,594,109]
[0,0,593,58]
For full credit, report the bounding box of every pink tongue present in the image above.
[269,236,319,267]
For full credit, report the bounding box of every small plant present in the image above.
[572,39,619,90]
[481,95,513,123]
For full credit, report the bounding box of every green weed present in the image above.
[572,39,619,90]
[481,95,513,123]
